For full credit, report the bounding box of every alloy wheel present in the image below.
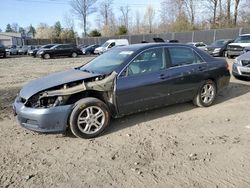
[201,83,215,104]
[77,106,105,134]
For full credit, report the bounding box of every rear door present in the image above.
[61,45,72,56]
[165,46,207,102]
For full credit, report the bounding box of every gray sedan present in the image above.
[232,51,250,79]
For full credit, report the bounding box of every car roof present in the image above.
[239,34,250,36]
[116,43,195,51]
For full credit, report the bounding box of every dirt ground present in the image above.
[0,55,250,188]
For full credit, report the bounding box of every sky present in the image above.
[0,0,161,35]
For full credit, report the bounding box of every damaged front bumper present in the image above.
[13,97,73,133]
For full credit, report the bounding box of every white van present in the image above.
[94,39,129,54]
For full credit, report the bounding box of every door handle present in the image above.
[159,74,168,80]
[198,66,206,72]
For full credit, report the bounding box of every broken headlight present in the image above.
[26,94,65,108]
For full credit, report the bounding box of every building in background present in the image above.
[0,32,23,46]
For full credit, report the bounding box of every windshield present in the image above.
[211,40,227,46]
[42,44,54,49]
[80,48,134,74]
[234,36,250,43]
[102,42,110,48]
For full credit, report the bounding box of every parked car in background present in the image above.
[227,34,250,58]
[232,51,250,79]
[18,45,35,55]
[37,44,82,59]
[27,45,40,57]
[82,44,100,55]
[28,44,55,57]
[205,39,234,57]
[0,44,6,58]
[13,43,230,139]
[94,39,129,54]
[153,38,179,43]
[244,47,250,53]
[78,44,89,49]
[5,45,18,55]
[187,42,207,51]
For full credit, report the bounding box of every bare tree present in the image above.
[71,0,97,37]
[11,23,19,33]
[144,5,155,33]
[184,0,196,25]
[160,0,172,31]
[134,11,141,34]
[63,13,75,30]
[208,0,219,26]
[233,0,241,26]
[99,0,113,26]
[227,0,231,25]
[119,5,130,31]
[99,0,114,36]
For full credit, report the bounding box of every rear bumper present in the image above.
[232,63,250,78]
[217,72,231,92]
[13,98,73,133]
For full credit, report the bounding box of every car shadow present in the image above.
[103,81,250,137]
[3,55,27,59]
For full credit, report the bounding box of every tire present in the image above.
[222,51,227,57]
[71,52,78,58]
[193,80,216,107]
[3,52,6,58]
[69,98,110,139]
[43,53,50,59]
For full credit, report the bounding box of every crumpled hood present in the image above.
[20,68,101,99]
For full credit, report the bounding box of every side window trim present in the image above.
[166,46,205,68]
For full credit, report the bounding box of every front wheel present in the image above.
[43,53,50,59]
[69,98,110,139]
[193,80,216,107]
[71,52,78,58]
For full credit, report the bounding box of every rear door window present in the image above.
[168,47,203,67]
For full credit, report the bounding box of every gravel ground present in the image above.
[0,56,250,188]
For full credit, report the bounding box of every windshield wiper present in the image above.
[82,69,96,74]
[82,69,91,73]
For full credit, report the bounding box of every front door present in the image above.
[116,47,171,115]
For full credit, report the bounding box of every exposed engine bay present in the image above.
[25,72,117,108]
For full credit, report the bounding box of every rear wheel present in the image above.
[43,53,50,59]
[193,80,216,107]
[3,52,6,58]
[71,52,78,58]
[69,98,110,139]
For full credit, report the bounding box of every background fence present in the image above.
[25,27,250,46]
